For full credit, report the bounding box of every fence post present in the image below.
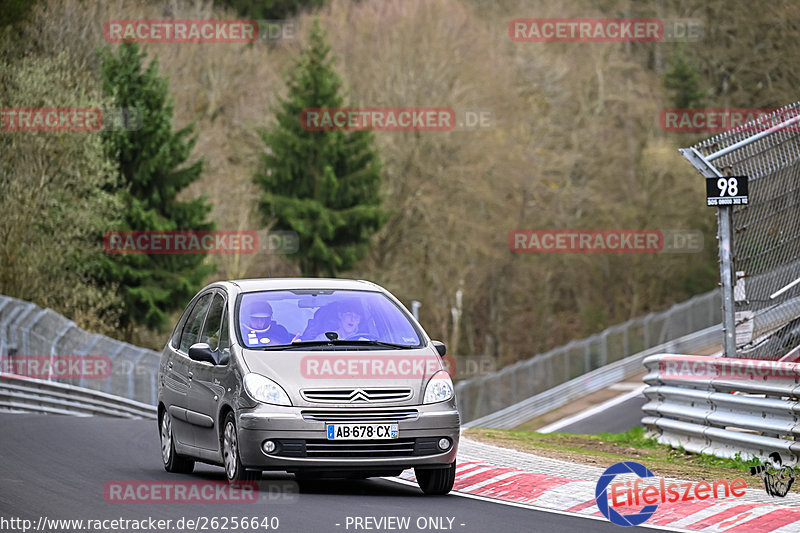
[680,147,739,358]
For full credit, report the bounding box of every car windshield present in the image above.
[236,289,423,349]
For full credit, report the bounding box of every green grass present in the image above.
[595,426,660,449]
[466,426,766,481]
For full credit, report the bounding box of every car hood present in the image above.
[239,347,445,407]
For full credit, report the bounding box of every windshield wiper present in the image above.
[338,339,415,349]
[260,339,415,350]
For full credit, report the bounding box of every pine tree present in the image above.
[254,19,386,277]
[664,51,707,109]
[99,43,214,333]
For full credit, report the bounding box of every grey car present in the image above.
[157,278,460,495]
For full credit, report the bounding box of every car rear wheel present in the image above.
[415,462,455,495]
[160,411,194,474]
[223,412,261,483]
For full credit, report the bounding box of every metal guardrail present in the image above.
[642,354,800,462]
[0,374,156,419]
[456,290,721,423]
[464,324,721,429]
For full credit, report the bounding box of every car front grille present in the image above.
[300,408,419,423]
[272,437,444,458]
[301,388,413,403]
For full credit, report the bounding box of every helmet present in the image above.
[245,301,273,330]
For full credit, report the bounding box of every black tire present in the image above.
[160,411,195,474]
[222,412,262,483]
[415,462,455,495]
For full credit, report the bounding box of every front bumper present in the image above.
[236,403,460,471]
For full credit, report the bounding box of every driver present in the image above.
[242,301,292,346]
[331,301,363,340]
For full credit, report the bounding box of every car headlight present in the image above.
[243,373,292,406]
[423,370,454,404]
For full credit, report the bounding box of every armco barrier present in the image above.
[0,294,161,406]
[0,374,156,419]
[455,290,721,423]
[642,354,800,462]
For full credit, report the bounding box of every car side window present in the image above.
[200,294,225,351]
[179,293,213,353]
[170,300,195,349]
[218,310,231,365]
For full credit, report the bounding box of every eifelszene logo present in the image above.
[596,462,658,527]
[596,461,747,527]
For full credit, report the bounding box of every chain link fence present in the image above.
[689,103,800,359]
[455,289,720,423]
[0,294,160,405]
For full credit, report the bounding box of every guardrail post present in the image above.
[600,331,609,367]
[623,326,629,358]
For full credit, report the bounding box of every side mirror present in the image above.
[432,340,447,357]
[188,343,217,364]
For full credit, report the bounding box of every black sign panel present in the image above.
[706,175,749,206]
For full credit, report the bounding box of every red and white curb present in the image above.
[398,461,800,532]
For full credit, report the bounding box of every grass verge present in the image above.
[463,426,784,489]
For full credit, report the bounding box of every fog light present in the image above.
[262,440,277,454]
[437,438,450,451]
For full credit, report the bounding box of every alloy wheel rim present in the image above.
[160,414,172,465]
[223,421,237,479]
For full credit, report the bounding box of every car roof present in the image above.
[222,277,383,293]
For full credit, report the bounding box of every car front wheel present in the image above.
[222,412,261,483]
[415,462,455,495]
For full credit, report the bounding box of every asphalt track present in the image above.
[0,413,667,533]
[555,394,648,434]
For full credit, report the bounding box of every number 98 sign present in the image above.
[706,175,749,206]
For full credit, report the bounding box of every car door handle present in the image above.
[188,371,193,380]
[168,361,173,369]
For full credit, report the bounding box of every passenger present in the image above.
[241,301,292,346]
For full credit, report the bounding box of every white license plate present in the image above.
[326,423,399,440]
